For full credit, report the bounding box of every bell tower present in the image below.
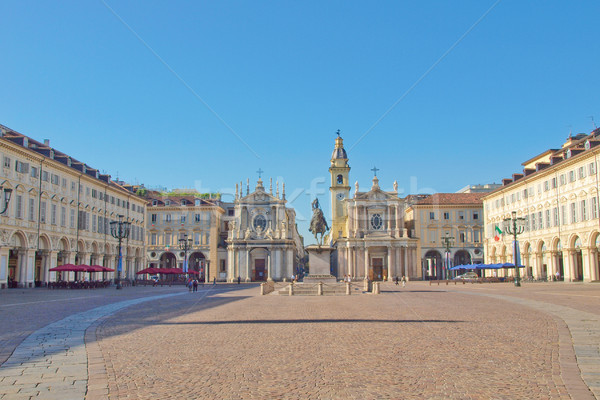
[329,130,350,240]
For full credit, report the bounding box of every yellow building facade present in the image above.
[0,124,146,288]
[483,130,600,282]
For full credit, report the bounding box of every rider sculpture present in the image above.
[309,198,329,246]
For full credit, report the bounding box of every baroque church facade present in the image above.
[329,134,419,281]
[227,178,305,282]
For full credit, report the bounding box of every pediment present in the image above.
[357,189,396,202]
[239,188,280,204]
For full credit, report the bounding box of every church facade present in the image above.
[227,178,304,282]
[329,135,419,281]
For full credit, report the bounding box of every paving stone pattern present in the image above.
[0,291,185,399]
[96,284,573,399]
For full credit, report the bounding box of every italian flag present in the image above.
[494,225,502,241]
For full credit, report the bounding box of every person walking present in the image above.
[401,275,406,288]
[213,277,216,286]
[237,276,241,284]
[192,279,198,292]
[395,276,399,285]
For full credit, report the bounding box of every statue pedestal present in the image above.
[304,245,336,284]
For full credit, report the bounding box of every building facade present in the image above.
[483,130,600,282]
[329,135,419,281]
[144,190,229,281]
[0,125,146,289]
[227,178,304,282]
[405,193,486,279]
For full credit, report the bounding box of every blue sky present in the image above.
[2,1,599,241]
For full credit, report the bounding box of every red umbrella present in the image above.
[49,264,79,272]
[137,267,159,275]
[186,269,199,275]
[91,265,115,272]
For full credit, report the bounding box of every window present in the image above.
[92,215,97,232]
[538,211,543,229]
[561,205,567,225]
[51,174,59,185]
[531,213,536,230]
[545,209,551,228]
[15,195,23,219]
[30,166,39,178]
[62,178,67,188]
[195,232,200,245]
[459,232,466,243]
[61,206,66,227]
[151,214,157,223]
[523,189,528,199]
[165,233,171,246]
[473,230,480,243]
[593,197,599,219]
[195,214,201,223]
[165,200,171,206]
[429,212,435,220]
[569,170,575,182]
[553,207,559,227]
[28,198,35,221]
[228,209,234,216]
[180,214,186,224]
[543,181,549,191]
[151,233,157,245]
[70,209,75,228]
[78,211,88,230]
[528,187,533,197]
[165,214,172,222]
[473,211,479,220]
[51,204,57,225]
[578,166,586,179]
[337,174,343,184]
[458,211,464,220]
[152,200,158,206]
[370,213,383,230]
[559,174,566,186]
[590,162,597,175]
[253,215,267,231]
[40,201,46,223]
[42,171,49,182]
[428,230,436,243]
[71,181,76,191]
[581,199,588,221]
[551,177,557,189]
[443,212,450,220]
[3,156,11,168]
[195,199,201,206]
[15,160,29,174]
[570,203,577,224]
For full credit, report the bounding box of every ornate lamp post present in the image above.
[0,186,13,214]
[110,214,131,290]
[504,211,525,287]
[179,234,192,278]
[442,232,454,280]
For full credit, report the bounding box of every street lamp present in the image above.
[110,214,131,290]
[504,210,525,287]
[179,234,192,278]
[0,186,13,214]
[442,232,454,280]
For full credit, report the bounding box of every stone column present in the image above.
[246,249,251,282]
[267,250,273,281]
[286,248,293,279]
[403,246,408,277]
[582,247,593,282]
[0,248,8,289]
[40,250,51,285]
[364,247,369,280]
[387,247,394,281]
[387,207,392,232]
[589,248,599,281]
[18,249,34,288]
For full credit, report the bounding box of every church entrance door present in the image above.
[371,258,384,281]
[254,259,266,281]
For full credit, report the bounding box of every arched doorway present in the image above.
[424,250,442,280]
[159,252,177,269]
[250,248,269,281]
[453,250,471,266]
[188,252,206,280]
[8,231,27,288]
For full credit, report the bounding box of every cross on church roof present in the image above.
[336,129,341,137]
[371,166,379,177]
[256,168,264,179]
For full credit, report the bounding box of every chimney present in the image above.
[43,139,50,146]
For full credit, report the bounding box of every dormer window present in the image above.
[165,200,171,206]
[152,200,158,206]
[181,200,186,206]
[195,199,201,206]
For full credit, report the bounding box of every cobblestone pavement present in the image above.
[0,282,598,399]
[93,282,598,399]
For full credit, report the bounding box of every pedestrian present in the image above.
[193,279,198,292]
[213,277,216,285]
[555,271,560,281]
[188,279,193,292]
[395,276,399,285]
[401,275,406,288]
[237,276,241,284]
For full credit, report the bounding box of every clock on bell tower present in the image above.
[329,130,350,240]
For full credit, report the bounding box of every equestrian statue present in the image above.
[309,198,329,246]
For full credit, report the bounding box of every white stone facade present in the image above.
[483,131,600,282]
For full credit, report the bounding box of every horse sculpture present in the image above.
[309,198,329,246]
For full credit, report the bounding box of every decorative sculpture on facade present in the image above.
[309,198,329,246]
